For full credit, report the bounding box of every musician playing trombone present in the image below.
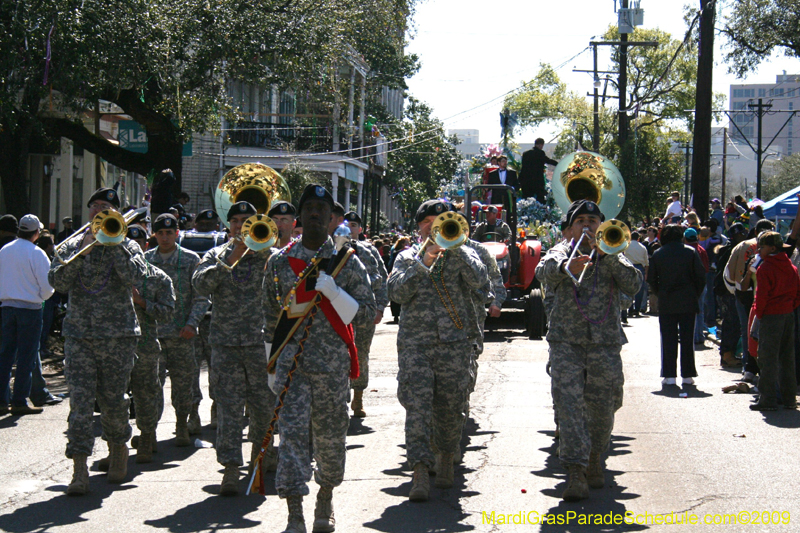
[387,199,488,502]
[192,201,275,496]
[48,187,150,495]
[535,199,641,502]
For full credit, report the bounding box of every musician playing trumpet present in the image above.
[534,199,641,502]
[387,199,488,502]
[48,187,150,495]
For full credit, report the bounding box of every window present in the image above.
[759,88,766,97]
[775,88,784,96]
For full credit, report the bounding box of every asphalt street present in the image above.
[1,311,799,532]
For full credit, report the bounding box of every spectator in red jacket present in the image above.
[751,231,800,411]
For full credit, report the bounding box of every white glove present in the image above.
[316,272,340,301]
[265,342,279,393]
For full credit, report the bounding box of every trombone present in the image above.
[54,207,147,265]
[565,219,631,286]
[215,215,277,271]
[415,211,469,271]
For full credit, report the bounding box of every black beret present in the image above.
[153,213,179,232]
[127,224,148,240]
[344,211,362,225]
[332,201,345,217]
[0,214,18,233]
[227,201,257,221]
[565,199,604,227]
[87,188,121,209]
[197,209,218,220]
[268,201,296,217]
[415,199,454,223]
[297,184,334,213]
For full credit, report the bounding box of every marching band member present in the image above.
[387,199,488,502]
[181,208,225,429]
[124,225,175,463]
[49,188,149,494]
[192,201,274,496]
[535,200,641,502]
[265,185,375,533]
[269,201,298,249]
[146,214,211,441]
[343,210,389,417]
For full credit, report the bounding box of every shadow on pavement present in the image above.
[366,415,489,532]
[531,435,645,532]
[348,416,376,436]
[0,477,136,532]
[144,492,264,532]
[758,409,800,429]
[650,384,712,399]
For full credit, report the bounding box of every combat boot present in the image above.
[175,415,191,447]
[209,401,218,430]
[562,464,589,502]
[312,486,335,532]
[283,495,306,533]
[97,451,111,472]
[220,463,239,496]
[587,450,604,489]
[136,432,154,464]
[351,389,366,418]
[106,442,129,484]
[408,463,430,502]
[188,403,202,435]
[66,454,89,496]
[435,453,454,488]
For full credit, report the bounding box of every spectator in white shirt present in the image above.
[624,231,650,317]
[664,191,683,221]
[0,214,55,415]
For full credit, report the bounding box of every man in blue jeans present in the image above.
[0,214,55,414]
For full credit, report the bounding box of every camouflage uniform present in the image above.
[147,245,210,420]
[350,240,389,391]
[192,244,274,466]
[48,237,149,458]
[264,239,375,497]
[388,245,488,469]
[535,241,641,467]
[193,314,214,404]
[130,263,175,433]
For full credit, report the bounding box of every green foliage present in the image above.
[280,159,332,207]
[763,153,800,201]
[383,98,462,219]
[721,0,800,77]
[616,127,684,221]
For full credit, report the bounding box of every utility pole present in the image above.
[749,98,772,199]
[501,108,510,151]
[721,128,727,202]
[593,45,600,151]
[684,142,691,206]
[618,0,629,146]
[690,0,715,221]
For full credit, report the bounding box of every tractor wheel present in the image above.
[527,289,546,340]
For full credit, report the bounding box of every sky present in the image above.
[404,0,800,145]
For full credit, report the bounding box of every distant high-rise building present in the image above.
[729,72,799,156]
[447,129,480,144]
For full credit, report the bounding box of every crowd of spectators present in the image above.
[628,192,800,412]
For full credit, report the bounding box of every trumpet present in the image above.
[215,215,278,271]
[416,211,469,270]
[565,219,631,286]
[55,207,147,265]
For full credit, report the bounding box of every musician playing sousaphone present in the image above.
[534,199,641,502]
[387,199,489,502]
[48,187,150,495]
[263,184,375,533]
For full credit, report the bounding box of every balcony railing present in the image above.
[227,120,383,164]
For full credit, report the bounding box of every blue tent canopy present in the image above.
[762,185,800,219]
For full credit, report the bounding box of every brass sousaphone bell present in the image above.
[553,151,630,285]
[213,163,291,270]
